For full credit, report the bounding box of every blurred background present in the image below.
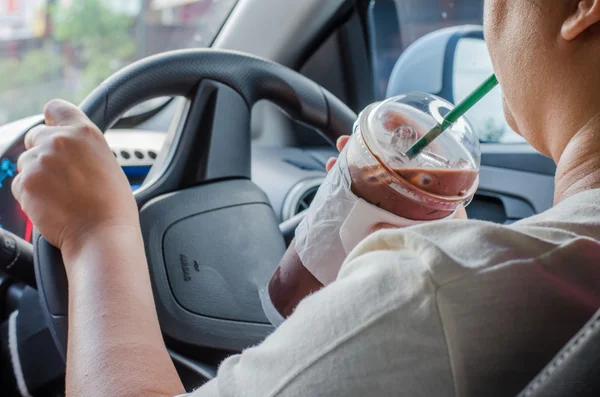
[0,0,237,124]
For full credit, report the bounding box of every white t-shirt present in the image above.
[186,189,600,397]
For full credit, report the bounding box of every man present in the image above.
[11,0,600,395]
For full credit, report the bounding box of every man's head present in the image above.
[484,0,600,160]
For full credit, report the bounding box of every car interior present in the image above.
[0,0,598,396]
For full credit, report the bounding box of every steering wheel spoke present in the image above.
[135,81,252,207]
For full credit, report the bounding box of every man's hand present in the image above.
[11,100,185,397]
[12,100,138,262]
[325,135,350,172]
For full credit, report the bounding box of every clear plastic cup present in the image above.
[264,93,481,321]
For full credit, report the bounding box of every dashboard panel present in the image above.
[0,137,31,241]
[0,128,165,241]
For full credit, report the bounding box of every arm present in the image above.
[12,100,185,397]
[63,226,184,397]
[188,246,455,396]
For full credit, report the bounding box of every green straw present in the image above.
[405,74,499,159]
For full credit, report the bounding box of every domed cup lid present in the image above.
[357,93,481,200]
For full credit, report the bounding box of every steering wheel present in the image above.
[0,49,356,359]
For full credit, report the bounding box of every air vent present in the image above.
[281,177,324,221]
[295,186,319,214]
[111,147,160,166]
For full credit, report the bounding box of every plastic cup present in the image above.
[265,93,481,320]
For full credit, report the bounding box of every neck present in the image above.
[554,114,600,204]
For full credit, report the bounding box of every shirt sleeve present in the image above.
[187,246,455,397]
[176,379,219,396]
[186,205,600,397]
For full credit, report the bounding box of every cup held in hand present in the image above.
[266,93,481,321]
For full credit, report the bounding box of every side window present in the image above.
[294,11,373,146]
[300,33,349,110]
[453,38,523,143]
[365,0,524,144]
[293,30,350,147]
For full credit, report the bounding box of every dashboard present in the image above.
[0,138,30,241]
[0,128,165,242]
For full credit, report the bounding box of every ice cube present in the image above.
[452,158,472,170]
[409,172,435,188]
[381,110,410,132]
[390,125,417,153]
[417,150,451,168]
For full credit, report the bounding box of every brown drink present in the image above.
[266,94,481,320]
[349,166,478,220]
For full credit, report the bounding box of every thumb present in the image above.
[44,99,88,127]
[370,223,396,233]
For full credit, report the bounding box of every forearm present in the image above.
[63,225,185,397]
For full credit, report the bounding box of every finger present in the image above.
[455,205,468,220]
[371,223,396,233]
[325,157,337,172]
[336,135,350,153]
[44,99,87,127]
[16,147,39,173]
[24,125,57,150]
[11,172,24,203]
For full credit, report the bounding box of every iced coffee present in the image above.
[265,93,481,320]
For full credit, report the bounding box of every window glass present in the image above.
[454,38,522,143]
[0,0,237,124]
[367,0,524,143]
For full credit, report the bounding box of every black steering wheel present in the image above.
[5,49,356,358]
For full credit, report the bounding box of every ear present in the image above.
[562,0,600,41]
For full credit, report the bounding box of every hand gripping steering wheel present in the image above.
[13,49,356,358]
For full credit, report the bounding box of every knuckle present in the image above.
[49,133,73,151]
[19,171,41,193]
[44,99,69,118]
[37,153,57,168]
[78,123,101,138]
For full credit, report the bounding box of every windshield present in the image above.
[0,0,237,125]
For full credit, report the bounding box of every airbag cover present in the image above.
[163,203,278,322]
